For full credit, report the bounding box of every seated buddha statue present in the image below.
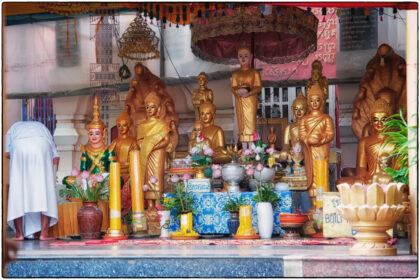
[188,120,211,153]
[356,99,396,181]
[370,153,393,185]
[199,101,230,164]
[63,95,116,193]
[192,72,214,121]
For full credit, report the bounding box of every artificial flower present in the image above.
[256,163,264,172]
[190,146,200,155]
[255,154,261,161]
[246,167,255,176]
[212,169,222,179]
[95,174,104,183]
[81,170,90,179]
[71,167,80,177]
[170,174,180,183]
[183,173,191,180]
[243,148,254,156]
[203,147,214,157]
[211,164,222,170]
[253,132,259,141]
[142,184,149,191]
[150,175,158,184]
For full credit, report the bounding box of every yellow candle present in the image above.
[180,212,193,233]
[315,157,329,208]
[268,156,275,168]
[236,205,256,236]
[129,150,146,228]
[109,162,121,230]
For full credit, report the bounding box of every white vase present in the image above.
[159,210,171,238]
[257,202,274,239]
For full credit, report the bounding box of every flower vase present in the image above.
[159,210,171,239]
[257,202,274,239]
[227,211,240,236]
[77,201,103,239]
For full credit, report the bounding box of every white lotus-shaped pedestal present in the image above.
[337,182,406,256]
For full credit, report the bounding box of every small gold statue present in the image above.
[231,43,262,148]
[192,72,214,121]
[267,126,277,150]
[283,90,308,151]
[188,121,211,152]
[137,91,172,235]
[306,60,328,110]
[299,84,335,190]
[356,99,395,181]
[370,153,393,185]
[112,108,139,175]
[352,44,406,140]
[200,101,230,164]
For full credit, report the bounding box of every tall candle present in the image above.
[180,212,193,233]
[129,150,145,227]
[109,162,121,230]
[315,157,329,208]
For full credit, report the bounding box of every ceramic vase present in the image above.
[257,202,274,239]
[77,201,103,239]
[159,210,171,238]
[227,211,240,236]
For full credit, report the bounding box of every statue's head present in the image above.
[369,99,393,134]
[375,87,396,112]
[198,72,208,87]
[378,153,391,171]
[292,90,308,120]
[311,60,323,81]
[145,91,162,119]
[87,95,106,146]
[192,121,204,138]
[116,108,132,136]
[378,44,392,57]
[200,101,216,125]
[237,42,252,68]
[306,84,325,112]
[134,62,144,76]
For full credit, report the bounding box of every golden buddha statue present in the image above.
[188,121,211,153]
[267,126,277,150]
[137,92,171,210]
[200,101,230,164]
[306,60,328,110]
[299,83,335,190]
[63,95,116,191]
[361,87,397,138]
[283,90,308,151]
[192,72,214,121]
[352,44,406,140]
[231,43,262,148]
[370,153,393,185]
[356,99,395,181]
[125,62,179,141]
[112,108,139,175]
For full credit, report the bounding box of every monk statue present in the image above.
[192,72,214,121]
[188,121,211,153]
[306,60,328,110]
[283,90,308,151]
[352,44,406,139]
[356,99,395,181]
[267,126,277,150]
[111,108,139,220]
[125,62,179,143]
[299,83,335,210]
[137,92,173,235]
[200,101,230,164]
[361,87,397,138]
[231,43,262,149]
[63,95,115,193]
[370,153,393,185]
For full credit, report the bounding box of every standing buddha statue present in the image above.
[192,72,214,121]
[231,43,262,149]
[283,90,308,151]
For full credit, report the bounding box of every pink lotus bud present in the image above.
[212,169,222,179]
[81,170,90,179]
[95,174,104,183]
[204,148,214,157]
[253,132,259,141]
[200,134,205,141]
[246,167,255,176]
[142,184,149,192]
[212,164,221,171]
[150,175,158,184]
[183,173,191,180]
[71,167,80,177]
[256,163,264,172]
[170,174,180,183]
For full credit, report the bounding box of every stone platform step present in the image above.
[6,239,417,278]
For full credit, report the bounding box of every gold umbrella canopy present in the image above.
[191,4,318,65]
[117,16,160,61]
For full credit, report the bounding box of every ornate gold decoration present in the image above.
[337,182,406,256]
[88,95,106,131]
[38,3,93,15]
[117,16,159,61]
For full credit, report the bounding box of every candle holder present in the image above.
[103,229,128,240]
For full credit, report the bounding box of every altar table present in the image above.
[167,191,292,234]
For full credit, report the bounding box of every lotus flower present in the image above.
[256,163,264,172]
[95,174,104,183]
[211,164,222,171]
[253,132,259,141]
[81,170,90,179]
[150,175,158,184]
[71,167,80,177]
[170,174,180,183]
[212,169,222,179]
[243,148,254,156]
[203,147,214,157]
[246,167,255,176]
[189,146,200,155]
[266,147,276,154]
[142,184,149,191]
[183,173,191,180]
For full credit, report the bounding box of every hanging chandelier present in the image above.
[117,16,160,61]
